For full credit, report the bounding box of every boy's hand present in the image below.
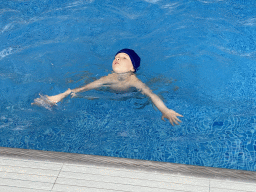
[161,109,183,126]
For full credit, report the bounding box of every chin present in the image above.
[113,70,127,73]
[112,67,123,73]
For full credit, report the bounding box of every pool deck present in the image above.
[0,147,255,192]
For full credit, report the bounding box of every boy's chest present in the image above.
[103,74,136,91]
[104,79,134,92]
[108,81,131,91]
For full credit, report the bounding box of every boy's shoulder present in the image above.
[130,74,144,86]
[130,74,139,81]
[99,73,115,81]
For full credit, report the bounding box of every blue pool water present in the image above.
[1,0,256,171]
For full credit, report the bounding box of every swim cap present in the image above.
[115,48,140,72]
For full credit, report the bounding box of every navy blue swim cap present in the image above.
[115,48,140,72]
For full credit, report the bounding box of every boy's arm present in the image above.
[134,79,183,126]
[33,76,109,105]
[71,76,108,96]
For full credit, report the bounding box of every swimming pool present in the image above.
[1,0,256,171]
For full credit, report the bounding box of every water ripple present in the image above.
[0,47,14,60]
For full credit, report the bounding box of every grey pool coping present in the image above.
[0,146,255,184]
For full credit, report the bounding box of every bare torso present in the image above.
[101,72,138,92]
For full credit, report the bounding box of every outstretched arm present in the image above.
[32,76,109,106]
[70,76,107,97]
[46,88,72,104]
[134,79,183,126]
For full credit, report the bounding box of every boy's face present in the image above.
[112,53,135,73]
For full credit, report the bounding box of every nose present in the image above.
[116,57,120,61]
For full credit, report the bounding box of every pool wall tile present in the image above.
[0,157,63,170]
[0,171,55,183]
[0,177,54,190]
[57,172,209,192]
[210,179,256,192]
[1,147,256,192]
[210,188,252,192]
[60,164,210,187]
[0,164,60,177]
[0,186,50,192]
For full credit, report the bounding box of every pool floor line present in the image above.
[0,146,255,184]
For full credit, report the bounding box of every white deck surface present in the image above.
[0,156,256,192]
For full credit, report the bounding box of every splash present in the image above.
[242,18,256,26]
[31,94,56,111]
[0,47,13,60]
[1,23,13,34]
[144,0,161,3]
[197,0,224,3]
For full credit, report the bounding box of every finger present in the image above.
[32,99,39,103]
[176,113,183,117]
[161,116,166,122]
[169,119,174,126]
[31,101,40,106]
[176,118,182,123]
[173,118,179,125]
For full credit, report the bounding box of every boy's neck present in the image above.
[114,71,133,75]
[114,71,133,81]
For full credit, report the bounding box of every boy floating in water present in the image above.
[32,49,183,125]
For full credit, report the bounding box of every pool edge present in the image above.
[0,147,255,183]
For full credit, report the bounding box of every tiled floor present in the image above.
[0,156,256,192]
